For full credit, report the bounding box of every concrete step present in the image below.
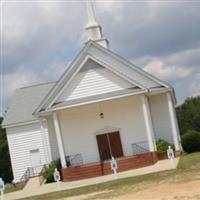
[23,176,41,191]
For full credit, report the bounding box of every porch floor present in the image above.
[5,158,179,200]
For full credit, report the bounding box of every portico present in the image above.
[45,92,180,181]
[53,95,156,168]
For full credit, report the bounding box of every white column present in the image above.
[52,112,67,168]
[141,95,156,152]
[39,118,52,164]
[166,93,180,151]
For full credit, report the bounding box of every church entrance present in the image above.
[96,131,123,161]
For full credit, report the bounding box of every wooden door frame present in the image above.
[108,131,124,158]
[96,130,124,161]
[94,126,121,136]
[94,127,121,161]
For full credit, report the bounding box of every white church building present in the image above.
[3,1,181,183]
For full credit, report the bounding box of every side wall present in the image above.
[6,122,51,183]
[149,93,173,144]
[58,95,148,164]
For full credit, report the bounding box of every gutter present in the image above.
[2,119,39,129]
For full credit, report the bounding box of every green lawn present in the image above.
[19,152,200,200]
[4,185,19,194]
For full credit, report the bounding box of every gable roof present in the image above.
[33,41,172,115]
[2,82,55,128]
[56,59,138,102]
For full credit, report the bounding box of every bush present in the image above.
[156,139,174,153]
[43,159,61,183]
[181,130,200,153]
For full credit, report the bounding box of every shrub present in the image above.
[43,159,61,183]
[156,139,174,153]
[181,130,200,153]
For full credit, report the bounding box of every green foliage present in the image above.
[181,130,200,153]
[156,139,174,153]
[4,185,19,194]
[0,117,13,183]
[176,96,200,135]
[43,159,61,183]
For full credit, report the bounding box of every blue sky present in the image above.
[1,1,200,115]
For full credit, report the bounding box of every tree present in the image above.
[176,96,200,135]
[181,130,200,153]
[0,117,13,183]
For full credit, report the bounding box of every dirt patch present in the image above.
[60,191,111,200]
[113,180,200,200]
[60,180,200,200]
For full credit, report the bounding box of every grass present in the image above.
[4,185,19,194]
[19,152,200,200]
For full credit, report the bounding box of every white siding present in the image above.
[57,60,134,102]
[6,122,51,183]
[88,46,160,88]
[58,95,148,164]
[149,93,173,144]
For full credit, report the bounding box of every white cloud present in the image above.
[96,0,123,12]
[164,48,200,66]
[42,60,70,81]
[3,67,41,98]
[1,67,42,115]
[143,59,193,81]
[191,92,200,98]
[189,74,200,97]
[96,1,115,10]
[3,1,84,72]
[2,0,200,113]
[3,59,69,99]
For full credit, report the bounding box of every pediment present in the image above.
[56,58,136,103]
[34,41,170,115]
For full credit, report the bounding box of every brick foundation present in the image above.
[157,151,182,160]
[174,150,182,157]
[62,152,158,181]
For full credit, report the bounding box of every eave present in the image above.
[34,88,147,117]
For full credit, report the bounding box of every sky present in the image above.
[1,0,200,116]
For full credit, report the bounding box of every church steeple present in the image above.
[85,0,109,48]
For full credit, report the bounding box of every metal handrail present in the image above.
[28,165,44,177]
[39,165,47,185]
[66,154,83,166]
[70,154,80,162]
[132,141,149,155]
[19,164,47,187]
[20,168,30,185]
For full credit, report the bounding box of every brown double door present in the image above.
[96,131,123,161]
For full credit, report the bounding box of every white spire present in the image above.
[85,0,98,28]
[85,0,109,48]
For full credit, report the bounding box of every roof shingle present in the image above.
[2,82,55,127]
